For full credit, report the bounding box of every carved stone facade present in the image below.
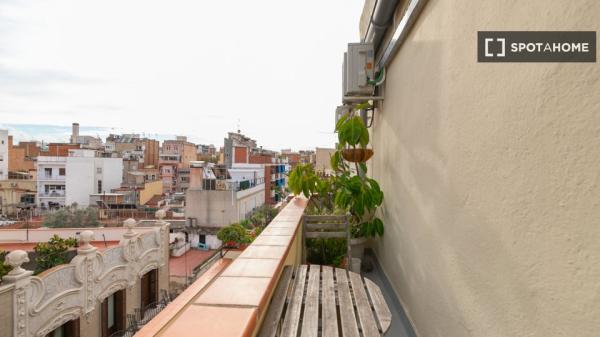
[1,215,169,337]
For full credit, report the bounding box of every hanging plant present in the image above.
[335,102,374,163]
[332,102,384,238]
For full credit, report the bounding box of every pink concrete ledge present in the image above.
[134,196,308,337]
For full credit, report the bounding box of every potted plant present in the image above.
[331,105,384,259]
[289,103,384,263]
[217,223,252,249]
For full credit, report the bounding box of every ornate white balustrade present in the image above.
[2,210,170,337]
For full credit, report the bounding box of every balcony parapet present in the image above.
[0,214,170,337]
[134,196,308,337]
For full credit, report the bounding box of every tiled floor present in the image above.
[168,249,215,277]
[362,249,418,337]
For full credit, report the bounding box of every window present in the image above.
[59,168,66,176]
[45,168,52,177]
[96,167,102,174]
[45,318,80,337]
[97,180,102,194]
[140,269,158,310]
[101,290,126,337]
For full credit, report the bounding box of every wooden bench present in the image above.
[259,264,392,337]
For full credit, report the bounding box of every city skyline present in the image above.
[0,0,365,150]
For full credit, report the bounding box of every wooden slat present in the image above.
[364,278,392,334]
[305,232,347,239]
[348,272,380,337]
[301,265,320,337]
[258,266,294,337]
[321,266,338,337]
[281,265,308,337]
[305,223,347,231]
[303,215,348,222]
[335,268,360,337]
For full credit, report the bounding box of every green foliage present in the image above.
[335,115,369,148]
[33,235,77,274]
[305,238,347,267]
[249,204,279,227]
[0,251,12,280]
[332,107,384,238]
[239,219,253,229]
[217,223,252,247]
[289,105,384,238]
[289,164,338,212]
[43,206,100,228]
[288,164,320,198]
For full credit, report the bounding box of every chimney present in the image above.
[71,123,80,144]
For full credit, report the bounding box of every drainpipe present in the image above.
[364,0,401,52]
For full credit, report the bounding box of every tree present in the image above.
[43,206,100,228]
[34,235,77,274]
[217,223,252,247]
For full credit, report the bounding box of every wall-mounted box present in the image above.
[343,43,375,98]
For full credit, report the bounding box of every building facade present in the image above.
[65,150,123,207]
[0,217,170,337]
[0,130,8,180]
[36,150,123,209]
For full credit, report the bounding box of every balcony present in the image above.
[134,197,412,337]
[38,175,66,181]
[201,177,265,192]
[38,191,66,198]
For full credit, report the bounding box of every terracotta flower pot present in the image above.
[342,149,374,162]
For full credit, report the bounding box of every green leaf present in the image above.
[347,117,365,146]
[359,162,368,175]
[373,218,384,236]
[335,112,349,131]
[359,124,369,147]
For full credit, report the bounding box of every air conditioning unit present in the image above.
[335,105,351,129]
[342,43,375,99]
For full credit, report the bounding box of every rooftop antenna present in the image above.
[237,119,241,134]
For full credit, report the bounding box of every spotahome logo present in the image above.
[478,31,596,62]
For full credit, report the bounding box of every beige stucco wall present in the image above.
[80,301,101,337]
[315,148,336,174]
[140,180,163,205]
[185,185,265,226]
[0,284,14,337]
[362,1,600,337]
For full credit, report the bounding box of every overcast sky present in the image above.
[0,0,365,150]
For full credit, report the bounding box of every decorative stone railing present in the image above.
[1,210,170,337]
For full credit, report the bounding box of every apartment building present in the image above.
[0,130,8,180]
[36,156,67,209]
[315,147,335,175]
[184,162,266,248]
[158,154,178,193]
[8,139,40,178]
[0,218,170,337]
[159,136,196,193]
[36,149,123,208]
[65,149,123,207]
[223,131,257,168]
[106,133,160,168]
[162,136,196,167]
[0,178,36,217]
[196,143,216,158]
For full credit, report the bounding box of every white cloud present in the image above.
[0,0,364,151]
